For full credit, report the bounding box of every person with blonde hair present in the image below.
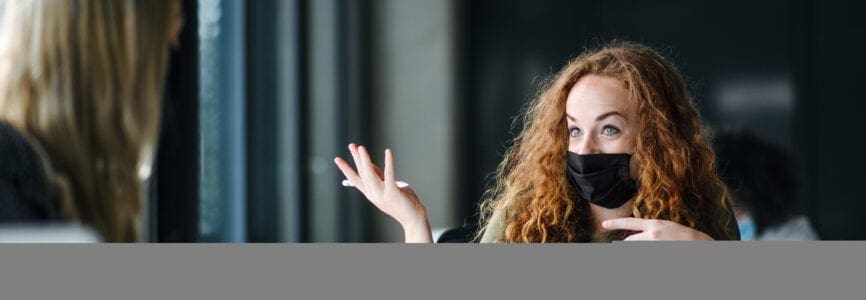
[335,41,739,242]
[0,0,184,242]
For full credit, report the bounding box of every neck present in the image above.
[589,198,635,235]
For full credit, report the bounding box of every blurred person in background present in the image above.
[335,41,740,243]
[0,0,184,242]
[715,129,819,240]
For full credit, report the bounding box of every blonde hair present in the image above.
[0,0,177,242]
[478,41,735,242]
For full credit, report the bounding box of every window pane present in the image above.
[198,0,246,242]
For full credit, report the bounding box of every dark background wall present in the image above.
[460,0,866,239]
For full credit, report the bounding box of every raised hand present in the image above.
[333,143,433,243]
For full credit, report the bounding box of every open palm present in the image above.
[334,143,432,242]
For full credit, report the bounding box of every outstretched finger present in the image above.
[334,157,365,193]
[350,143,384,180]
[357,145,382,193]
[602,217,650,232]
[384,149,397,188]
[348,143,362,169]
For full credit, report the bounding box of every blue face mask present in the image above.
[737,216,756,241]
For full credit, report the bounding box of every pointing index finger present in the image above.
[602,217,650,231]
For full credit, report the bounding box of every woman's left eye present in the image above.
[602,126,620,136]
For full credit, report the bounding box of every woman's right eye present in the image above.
[569,128,581,137]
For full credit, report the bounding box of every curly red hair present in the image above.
[478,41,735,242]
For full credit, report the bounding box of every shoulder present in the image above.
[479,208,507,243]
[0,121,60,222]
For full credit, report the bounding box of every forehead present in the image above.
[565,74,635,119]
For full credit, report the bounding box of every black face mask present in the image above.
[565,152,637,209]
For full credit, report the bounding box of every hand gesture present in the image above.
[334,143,432,243]
[602,218,714,241]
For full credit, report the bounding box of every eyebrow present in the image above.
[565,111,626,122]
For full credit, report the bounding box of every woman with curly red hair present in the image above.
[334,41,739,242]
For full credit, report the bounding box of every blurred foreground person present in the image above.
[0,0,184,242]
